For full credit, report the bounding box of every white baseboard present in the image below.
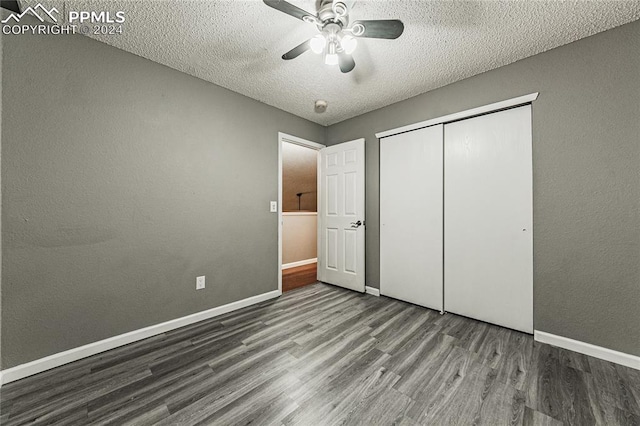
[534,330,640,370]
[282,258,317,270]
[0,289,282,386]
[365,286,380,297]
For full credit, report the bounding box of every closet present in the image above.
[380,103,533,333]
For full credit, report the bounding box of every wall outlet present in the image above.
[196,276,205,290]
[270,201,277,213]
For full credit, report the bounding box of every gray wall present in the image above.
[1,26,323,368]
[326,20,640,356]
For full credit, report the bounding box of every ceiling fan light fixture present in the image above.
[341,35,358,54]
[325,41,338,65]
[263,0,405,74]
[310,34,327,54]
[325,53,339,65]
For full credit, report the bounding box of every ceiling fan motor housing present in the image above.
[318,0,349,27]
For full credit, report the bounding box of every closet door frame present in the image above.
[376,93,538,139]
[377,93,537,331]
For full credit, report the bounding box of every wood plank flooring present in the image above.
[1,283,639,425]
[282,263,317,292]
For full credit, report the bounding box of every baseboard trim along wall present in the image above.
[534,330,640,370]
[282,258,317,270]
[365,286,380,297]
[0,289,282,386]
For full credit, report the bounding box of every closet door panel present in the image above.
[380,125,443,311]
[444,105,533,333]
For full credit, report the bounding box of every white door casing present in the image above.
[380,125,444,311]
[444,105,533,333]
[318,139,366,292]
[277,133,325,294]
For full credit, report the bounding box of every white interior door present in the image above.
[318,139,365,292]
[444,105,533,333]
[380,125,443,311]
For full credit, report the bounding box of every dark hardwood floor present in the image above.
[1,283,639,425]
[282,263,317,292]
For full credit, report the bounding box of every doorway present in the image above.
[278,133,324,293]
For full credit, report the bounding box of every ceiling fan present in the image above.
[264,0,404,73]
[1,0,21,13]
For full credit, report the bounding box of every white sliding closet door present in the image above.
[380,125,443,311]
[444,105,533,333]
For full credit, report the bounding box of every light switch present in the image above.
[196,276,205,290]
[270,201,277,213]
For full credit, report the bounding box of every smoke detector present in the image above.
[315,100,328,113]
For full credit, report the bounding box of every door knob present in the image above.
[350,220,363,228]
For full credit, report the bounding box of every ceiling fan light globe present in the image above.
[341,35,357,54]
[310,35,326,54]
[324,53,339,65]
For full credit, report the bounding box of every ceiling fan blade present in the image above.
[263,0,315,22]
[282,39,311,60]
[338,52,355,73]
[1,0,21,13]
[351,20,404,39]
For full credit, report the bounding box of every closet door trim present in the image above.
[375,93,538,139]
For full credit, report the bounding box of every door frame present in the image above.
[278,132,325,293]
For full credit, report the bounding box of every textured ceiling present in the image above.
[18,0,640,125]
